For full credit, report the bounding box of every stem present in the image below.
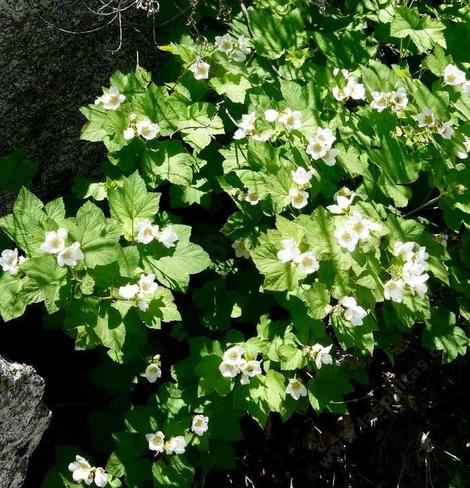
[404,192,446,217]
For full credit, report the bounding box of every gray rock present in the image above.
[0,356,51,488]
[0,0,163,214]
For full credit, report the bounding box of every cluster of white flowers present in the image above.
[0,248,26,276]
[95,85,125,110]
[326,187,356,215]
[306,127,339,166]
[233,111,266,141]
[334,211,381,252]
[339,296,367,326]
[146,431,187,455]
[68,455,108,487]
[285,377,307,400]
[215,33,252,62]
[143,354,162,383]
[384,241,429,301]
[332,68,365,102]
[232,238,250,259]
[277,239,320,275]
[189,57,210,80]
[370,87,408,112]
[303,343,333,369]
[443,63,468,93]
[191,414,209,436]
[416,106,454,139]
[457,136,470,159]
[40,228,84,267]
[119,273,159,311]
[289,167,313,210]
[134,219,178,248]
[218,345,263,385]
[124,113,160,141]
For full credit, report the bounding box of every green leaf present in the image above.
[152,455,194,488]
[141,225,210,292]
[422,307,467,363]
[68,201,121,268]
[20,255,68,314]
[390,7,446,53]
[0,273,26,321]
[300,282,331,319]
[142,141,195,187]
[0,188,54,256]
[108,171,160,232]
[307,367,353,413]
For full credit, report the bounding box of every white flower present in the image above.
[237,35,251,55]
[297,252,319,275]
[332,86,351,102]
[146,431,165,452]
[240,112,257,130]
[437,121,454,139]
[278,108,302,130]
[348,211,371,240]
[119,283,140,299]
[223,345,245,366]
[136,119,160,140]
[40,228,68,254]
[165,436,187,455]
[310,344,333,369]
[389,88,408,111]
[289,188,309,209]
[443,64,466,86]
[463,80,470,95]
[370,91,390,112]
[97,86,126,110]
[189,57,210,80]
[402,263,429,297]
[285,378,307,400]
[218,361,239,378]
[333,68,350,78]
[191,415,209,436]
[348,79,365,100]
[138,273,159,296]
[327,195,354,215]
[306,136,328,160]
[340,296,367,326]
[245,189,259,205]
[57,242,84,267]
[215,33,234,53]
[334,224,359,252]
[316,128,336,148]
[123,126,136,140]
[417,106,435,128]
[144,363,162,383]
[392,241,415,261]
[239,359,262,384]
[135,219,159,244]
[68,455,92,483]
[251,130,271,142]
[264,109,279,122]
[291,167,313,186]
[158,226,178,248]
[94,468,108,487]
[232,239,250,259]
[457,136,470,159]
[323,148,340,166]
[277,238,301,263]
[383,279,405,303]
[0,248,25,276]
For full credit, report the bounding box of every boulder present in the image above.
[0,0,162,214]
[0,355,51,488]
